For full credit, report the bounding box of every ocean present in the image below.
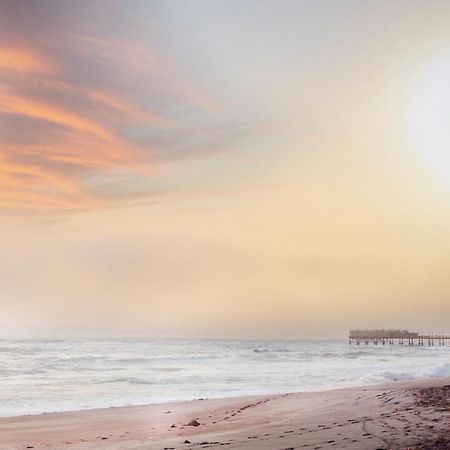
[1,338,450,417]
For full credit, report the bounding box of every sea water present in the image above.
[1,338,449,417]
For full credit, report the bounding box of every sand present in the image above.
[1,377,449,450]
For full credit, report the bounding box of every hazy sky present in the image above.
[1,0,449,338]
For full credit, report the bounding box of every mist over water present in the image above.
[2,338,450,417]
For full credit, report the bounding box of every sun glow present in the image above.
[410,54,450,184]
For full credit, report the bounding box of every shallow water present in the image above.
[1,338,449,417]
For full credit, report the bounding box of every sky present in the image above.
[0,0,449,338]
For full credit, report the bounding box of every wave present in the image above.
[95,375,186,385]
[0,346,43,355]
[253,348,291,353]
[356,362,450,385]
[147,367,183,372]
[425,362,450,378]
[95,377,155,385]
[113,358,151,364]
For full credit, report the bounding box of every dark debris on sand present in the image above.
[405,385,450,450]
[407,436,450,450]
[413,385,450,410]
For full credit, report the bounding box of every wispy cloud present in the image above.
[0,46,56,75]
[0,2,250,220]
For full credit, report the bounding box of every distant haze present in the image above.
[0,1,449,338]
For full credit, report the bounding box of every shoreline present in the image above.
[1,376,449,449]
[3,373,448,420]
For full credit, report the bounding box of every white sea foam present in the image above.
[1,338,449,417]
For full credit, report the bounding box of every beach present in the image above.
[2,1,450,449]
[1,376,449,450]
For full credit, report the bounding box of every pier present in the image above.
[349,329,450,346]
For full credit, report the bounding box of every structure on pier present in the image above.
[348,329,450,346]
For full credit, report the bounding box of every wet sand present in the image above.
[1,377,449,450]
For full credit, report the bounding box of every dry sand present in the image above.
[1,377,449,450]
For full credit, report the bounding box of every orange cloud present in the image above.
[0,8,242,222]
[0,157,101,217]
[0,89,114,142]
[31,79,170,126]
[0,46,56,75]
